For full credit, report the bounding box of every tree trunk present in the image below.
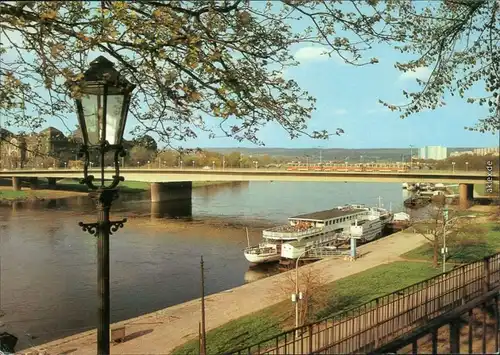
[433,239,439,268]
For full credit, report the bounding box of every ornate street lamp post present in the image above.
[69,56,135,355]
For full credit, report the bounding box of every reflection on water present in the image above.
[1,181,425,350]
[150,200,192,219]
[244,264,281,283]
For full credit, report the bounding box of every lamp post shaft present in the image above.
[92,189,118,355]
[98,206,111,355]
[442,222,446,273]
[295,258,299,330]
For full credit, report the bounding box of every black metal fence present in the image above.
[223,252,500,355]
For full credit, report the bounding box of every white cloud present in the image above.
[365,108,382,115]
[294,47,327,62]
[294,46,354,66]
[399,67,431,81]
[333,108,348,116]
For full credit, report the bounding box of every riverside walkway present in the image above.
[23,231,428,355]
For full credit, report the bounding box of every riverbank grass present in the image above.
[474,183,499,197]
[0,190,29,200]
[402,222,500,263]
[447,183,500,197]
[55,178,148,193]
[0,179,232,201]
[0,187,86,201]
[55,179,228,192]
[171,261,438,355]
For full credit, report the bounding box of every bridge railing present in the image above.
[223,252,500,355]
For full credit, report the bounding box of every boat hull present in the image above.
[244,251,280,264]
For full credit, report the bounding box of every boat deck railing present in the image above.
[263,226,323,239]
[286,232,350,248]
[244,245,276,255]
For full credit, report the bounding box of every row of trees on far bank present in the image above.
[114,134,287,168]
[127,147,286,168]
[3,129,497,170]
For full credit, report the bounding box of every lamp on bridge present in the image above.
[68,55,136,355]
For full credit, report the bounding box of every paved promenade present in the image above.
[23,231,427,355]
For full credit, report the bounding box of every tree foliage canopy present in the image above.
[132,134,158,151]
[0,0,498,148]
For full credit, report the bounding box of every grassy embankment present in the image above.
[474,183,500,196]
[172,218,500,355]
[172,262,439,355]
[403,222,500,263]
[0,178,229,201]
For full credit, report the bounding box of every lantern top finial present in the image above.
[75,55,135,94]
[89,56,115,69]
[83,56,119,84]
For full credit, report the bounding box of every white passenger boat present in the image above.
[335,204,391,242]
[391,211,411,230]
[349,211,384,242]
[339,203,393,226]
[244,207,371,264]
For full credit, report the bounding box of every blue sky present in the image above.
[2,3,498,150]
[197,43,499,149]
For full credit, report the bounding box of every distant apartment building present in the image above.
[419,146,448,160]
[473,147,499,156]
[450,151,474,157]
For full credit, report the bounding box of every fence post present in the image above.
[374,298,379,348]
[308,323,313,353]
[449,320,461,354]
[424,280,429,321]
[484,257,490,293]
[461,266,466,305]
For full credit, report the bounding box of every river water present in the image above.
[0,181,413,349]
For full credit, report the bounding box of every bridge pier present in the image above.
[150,182,192,203]
[29,177,39,190]
[459,183,474,209]
[12,177,21,191]
[47,178,57,189]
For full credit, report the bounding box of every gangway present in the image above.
[304,247,350,259]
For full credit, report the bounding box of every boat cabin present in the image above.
[262,207,367,241]
[288,207,367,229]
